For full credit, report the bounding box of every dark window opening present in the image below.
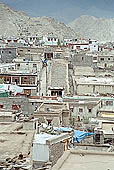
[100,58,104,61]
[79,108,83,113]
[47,119,52,125]
[88,108,92,113]
[106,101,113,106]
[0,104,3,108]
[95,134,100,143]
[51,90,62,97]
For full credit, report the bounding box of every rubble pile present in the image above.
[0,153,31,170]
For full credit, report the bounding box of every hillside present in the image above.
[0,3,78,39]
[68,15,114,42]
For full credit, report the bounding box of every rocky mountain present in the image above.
[0,3,78,39]
[68,15,114,42]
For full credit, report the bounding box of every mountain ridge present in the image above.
[68,15,114,42]
[0,3,79,39]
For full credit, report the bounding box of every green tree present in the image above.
[57,39,61,47]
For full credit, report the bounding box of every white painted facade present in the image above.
[32,133,56,162]
[0,63,16,73]
[72,101,101,120]
[33,143,49,162]
[69,39,98,52]
[43,35,58,46]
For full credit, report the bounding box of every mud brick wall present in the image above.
[49,142,64,166]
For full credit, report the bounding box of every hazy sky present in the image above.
[0,0,114,23]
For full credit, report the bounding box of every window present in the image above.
[48,38,50,41]
[88,108,92,113]
[33,64,37,68]
[17,64,20,67]
[79,108,83,113]
[93,57,97,60]
[9,51,11,54]
[108,58,110,60]
[95,134,100,143]
[28,50,30,52]
[47,119,52,125]
[100,58,104,61]
[106,101,113,106]
[82,57,84,61]
[12,104,20,110]
[0,104,3,108]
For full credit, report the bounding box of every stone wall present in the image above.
[49,142,64,166]
[0,48,17,63]
[72,54,93,67]
[0,97,35,114]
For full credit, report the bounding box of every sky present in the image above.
[0,0,114,23]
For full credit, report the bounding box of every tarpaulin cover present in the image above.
[73,130,94,143]
[54,127,73,132]
[0,84,23,94]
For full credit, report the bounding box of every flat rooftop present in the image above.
[75,77,114,85]
[59,153,114,170]
[0,122,34,160]
[54,149,114,170]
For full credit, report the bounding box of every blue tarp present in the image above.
[44,58,48,64]
[73,130,94,143]
[54,127,73,132]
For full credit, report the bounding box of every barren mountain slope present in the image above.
[69,15,114,42]
[0,3,78,38]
